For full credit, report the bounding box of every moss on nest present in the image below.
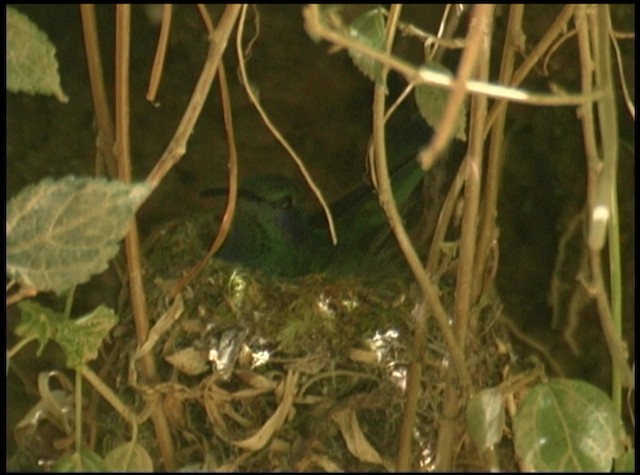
[115,215,513,471]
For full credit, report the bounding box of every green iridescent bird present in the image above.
[215,173,320,277]
[213,123,446,277]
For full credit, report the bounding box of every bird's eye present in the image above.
[276,196,294,210]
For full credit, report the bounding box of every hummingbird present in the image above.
[206,120,449,278]
[213,173,321,278]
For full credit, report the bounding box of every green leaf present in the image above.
[465,386,505,450]
[104,442,154,472]
[6,7,69,102]
[614,449,635,472]
[53,449,107,472]
[54,306,118,368]
[15,300,64,355]
[347,7,387,90]
[513,378,626,472]
[7,176,150,293]
[414,61,467,141]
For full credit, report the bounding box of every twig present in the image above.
[114,6,175,469]
[473,4,523,301]
[416,4,491,173]
[235,5,337,245]
[366,8,417,470]
[146,4,172,103]
[303,5,602,107]
[431,4,466,62]
[574,5,633,397]
[79,4,117,178]
[364,8,471,470]
[435,7,494,471]
[81,365,142,425]
[592,5,631,395]
[608,22,635,119]
[483,5,578,137]
[453,4,493,346]
[426,155,466,276]
[170,7,239,298]
[146,5,242,190]
[197,4,215,36]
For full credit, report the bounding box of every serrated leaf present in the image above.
[54,306,118,368]
[104,442,154,472]
[466,386,505,450]
[6,7,68,102]
[15,300,64,355]
[347,7,387,90]
[7,176,151,293]
[415,61,467,141]
[513,378,626,472]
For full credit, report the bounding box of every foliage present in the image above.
[6,6,68,102]
[7,176,149,293]
[513,378,626,471]
[6,4,633,472]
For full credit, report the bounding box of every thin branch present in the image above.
[608,20,635,119]
[575,5,633,395]
[235,5,337,245]
[592,5,631,395]
[114,6,175,469]
[303,5,602,107]
[170,7,240,298]
[146,5,242,190]
[81,365,142,425]
[435,7,494,471]
[455,7,492,345]
[417,4,492,172]
[79,4,117,178]
[484,4,578,136]
[370,2,472,399]
[473,4,523,301]
[146,4,172,103]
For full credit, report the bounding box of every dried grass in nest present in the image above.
[114,214,513,471]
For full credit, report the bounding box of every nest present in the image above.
[111,214,514,471]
